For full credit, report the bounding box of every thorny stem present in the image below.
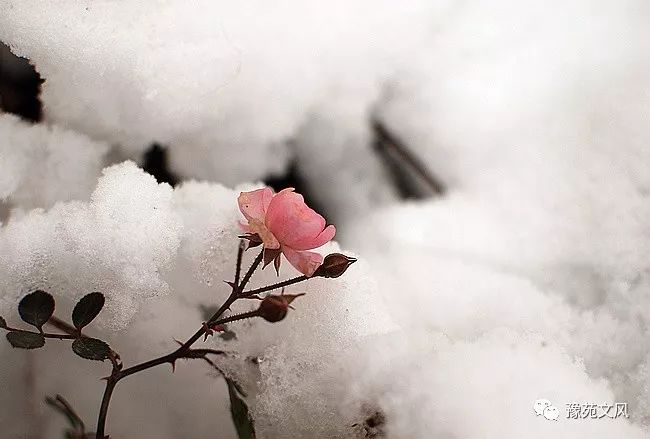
[2,315,118,438]
[95,373,117,439]
[182,348,227,359]
[94,246,264,439]
[3,314,114,341]
[240,275,308,298]
[208,309,260,326]
[231,250,263,302]
[234,240,245,289]
[2,324,79,340]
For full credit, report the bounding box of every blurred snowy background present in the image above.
[1,1,650,438]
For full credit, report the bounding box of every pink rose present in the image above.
[238,187,336,276]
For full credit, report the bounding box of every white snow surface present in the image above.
[0,113,109,210]
[1,0,650,438]
[0,0,444,219]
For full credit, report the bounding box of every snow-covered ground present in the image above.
[1,1,649,438]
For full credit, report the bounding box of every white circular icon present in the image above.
[543,405,560,421]
[534,399,552,416]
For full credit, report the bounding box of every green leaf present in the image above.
[226,377,256,439]
[18,290,55,331]
[6,331,45,349]
[71,338,111,361]
[72,292,105,330]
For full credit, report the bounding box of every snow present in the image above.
[0,163,394,438]
[0,0,445,220]
[0,162,181,330]
[0,113,109,210]
[1,0,650,438]
[366,330,647,439]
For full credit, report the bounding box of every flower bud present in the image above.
[313,253,357,278]
[258,294,304,323]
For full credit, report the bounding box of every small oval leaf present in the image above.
[72,337,111,361]
[6,331,45,349]
[18,290,55,330]
[72,292,105,330]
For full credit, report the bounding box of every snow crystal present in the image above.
[374,0,650,301]
[343,193,650,432]
[240,255,397,438]
[351,330,647,439]
[0,161,181,329]
[0,164,377,438]
[337,4,650,433]
[0,113,109,210]
[0,0,448,220]
[2,1,650,438]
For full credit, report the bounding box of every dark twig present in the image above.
[47,316,79,336]
[45,394,86,435]
[38,332,77,340]
[95,371,118,439]
[25,354,43,439]
[208,310,260,327]
[372,119,445,195]
[181,348,228,359]
[234,240,245,289]
[202,355,227,378]
[232,250,264,299]
[1,324,78,340]
[94,246,264,438]
[240,275,308,298]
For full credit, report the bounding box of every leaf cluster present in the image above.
[2,290,112,361]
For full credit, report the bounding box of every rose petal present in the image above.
[238,187,274,222]
[282,247,323,277]
[291,224,336,251]
[265,189,333,250]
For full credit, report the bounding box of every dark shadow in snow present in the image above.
[142,144,179,186]
[0,42,43,122]
[372,119,446,200]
